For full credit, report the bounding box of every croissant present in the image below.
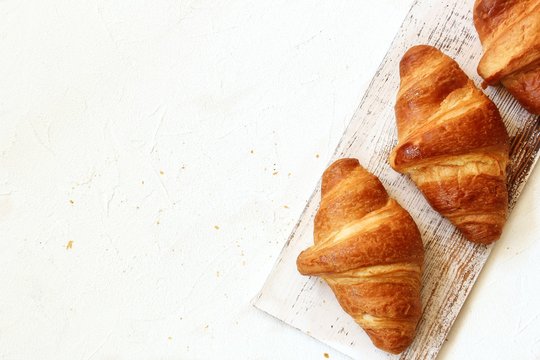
[389,45,510,244]
[297,158,424,354]
[473,0,540,114]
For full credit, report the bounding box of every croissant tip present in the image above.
[374,343,409,355]
[455,219,504,245]
[399,45,441,78]
[365,328,415,355]
[384,346,408,355]
[325,158,359,170]
[296,251,308,274]
[404,44,435,55]
[321,158,365,194]
[467,236,500,246]
[388,149,408,173]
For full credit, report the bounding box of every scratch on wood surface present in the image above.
[254,0,540,359]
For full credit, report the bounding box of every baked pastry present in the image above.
[297,158,424,354]
[389,45,510,244]
[473,0,540,114]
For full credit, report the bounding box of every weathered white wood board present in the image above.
[253,0,540,359]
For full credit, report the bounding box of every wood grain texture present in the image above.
[253,0,540,359]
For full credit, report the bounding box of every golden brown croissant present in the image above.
[297,158,424,354]
[473,0,540,114]
[389,45,510,245]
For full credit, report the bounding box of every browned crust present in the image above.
[501,61,540,114]
[393,102,507,168]
[418,174,508,244]
[473,0,521,42]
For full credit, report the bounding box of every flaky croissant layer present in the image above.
[297,158,424,354]
[474,0,540,114]
[389,45,510,245]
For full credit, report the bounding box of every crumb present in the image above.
[288,172,291,177]
[160,170,164,175]
[272,171,278,176]
[141,180,144,185]
[156,220,160,225]
[181,164,186,170]
[316,153,320,158]
[66,240,74,250]
[250,150,254,154]
[323,353,330,358]
[216,271,220,277]
[168,336,172,340]
[69,199,74,205]
[214,225,220,230]
[283,205,289,209]
[204,324,209,329]
[242,260,246,266]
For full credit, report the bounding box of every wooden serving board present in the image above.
[253,0,540,359]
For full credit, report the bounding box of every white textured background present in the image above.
[0,1,538,359]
